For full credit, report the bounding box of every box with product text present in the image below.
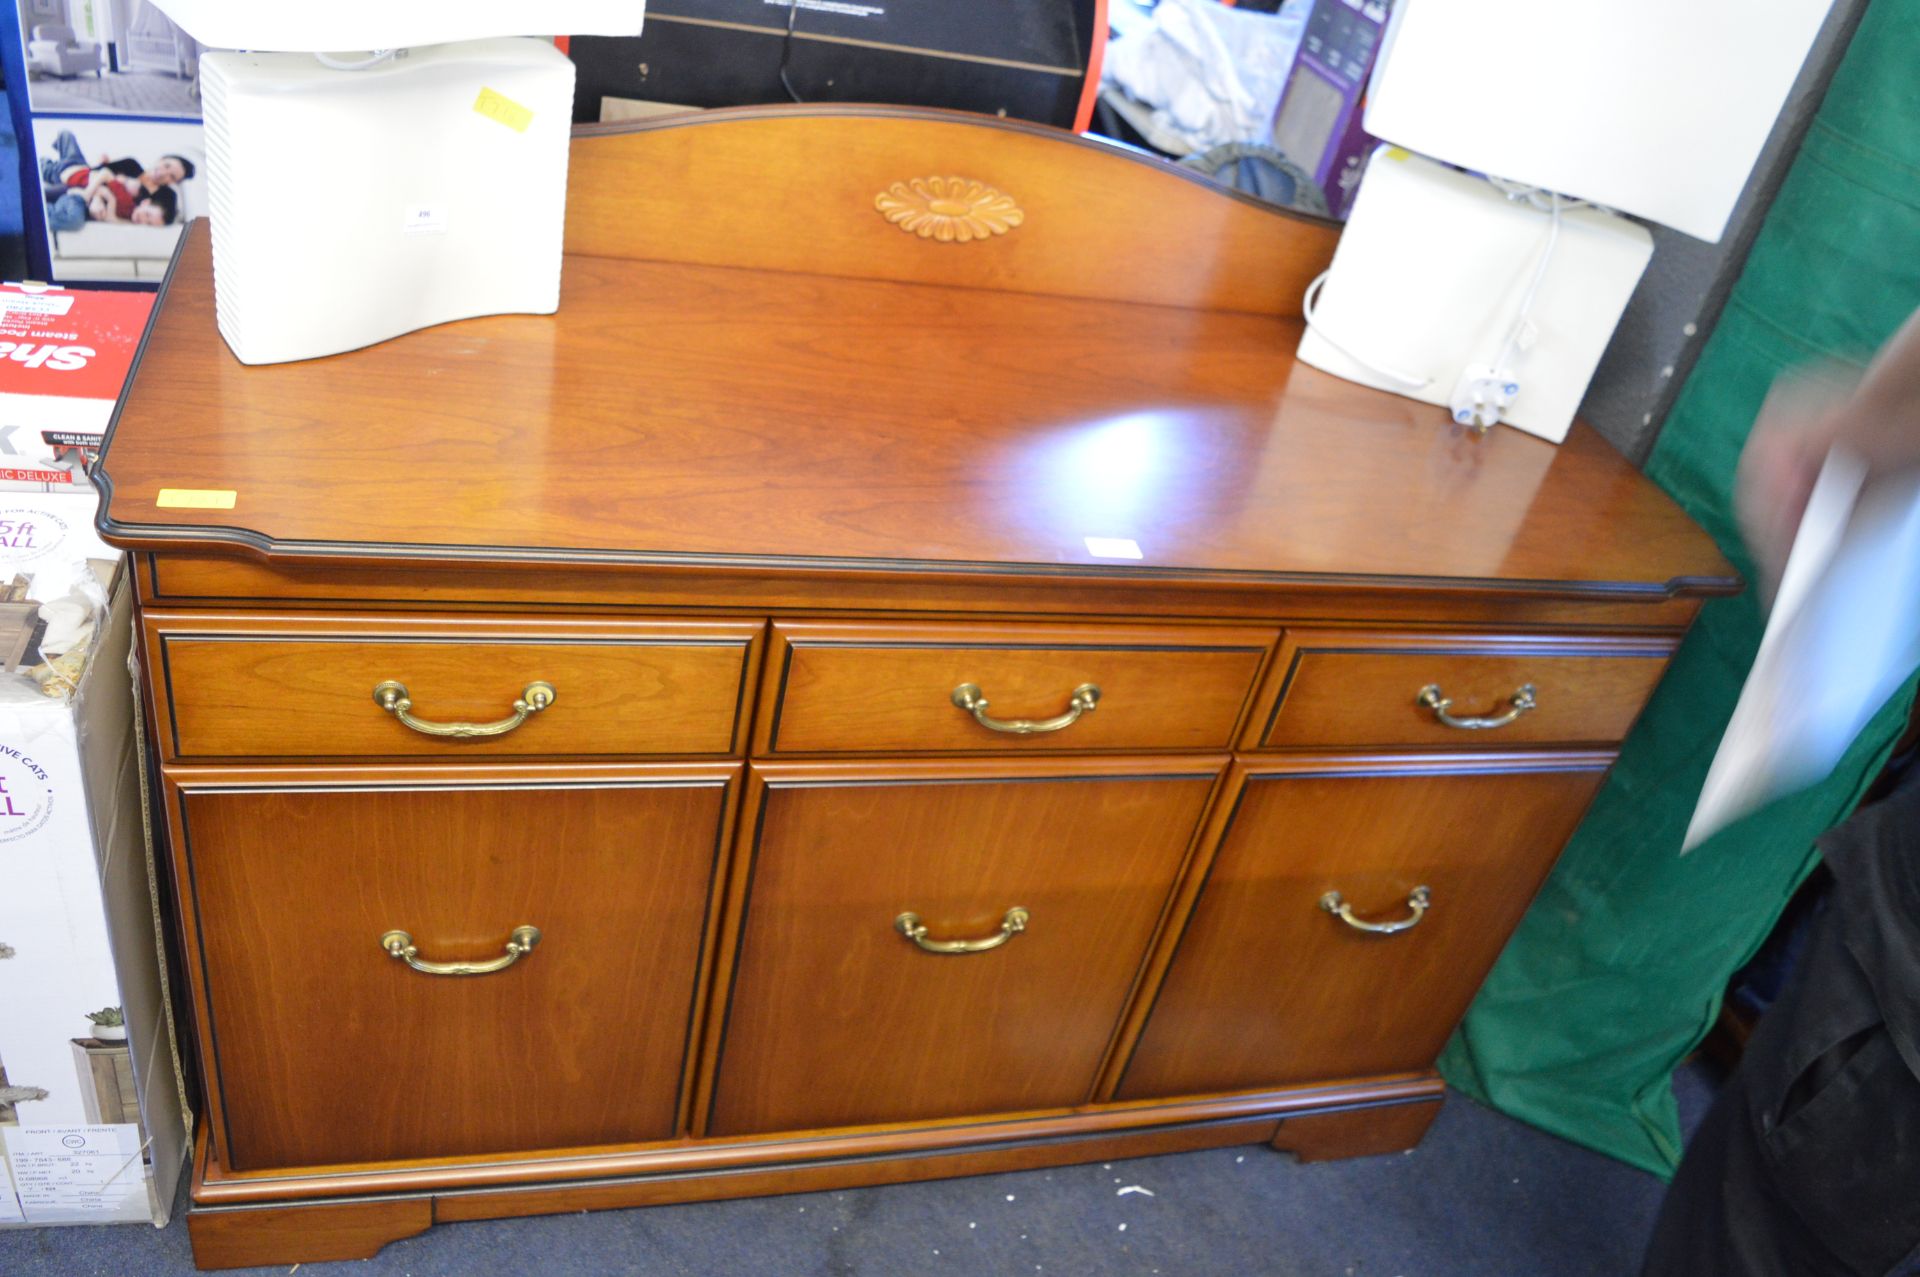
[0,498,188,1229]
[1269,0,1395,218]
[0,284,154,489]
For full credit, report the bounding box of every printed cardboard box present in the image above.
[0,498,188,1228]
[0,284,154,487]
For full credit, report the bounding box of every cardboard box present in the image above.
[0,497,189,1227]
[0,285,154,482]
[1269,0,1395,218]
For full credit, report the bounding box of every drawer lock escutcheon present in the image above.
[1416,682,1536,730]
[951,683,1100,735]
[895,907,1029,954]
[381,925,542,975]
[373,680,557,739]
[1320,887,1431,936]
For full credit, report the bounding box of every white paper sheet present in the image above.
[1364,0,1834,243]
[0,1125,150,1225]
[1686,453,1920,850]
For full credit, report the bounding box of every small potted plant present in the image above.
[84,1006,125,1042]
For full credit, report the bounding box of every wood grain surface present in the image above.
[187,1198,432,1270]
[1269,1097,1443,1163]
[565,107,1339,315]
[176,766,737,1169]
[148,611,759,760]
[1117,755,1609,1099]
[121,105,1736,1270]
[428,1116,1283,1224]
[1251,628,1677,750]
[99,225,1734,599]
[136,550,1718,628]
[189,1073,1443,1203]
[706,758,1223,1135]
[760,620,1274,754]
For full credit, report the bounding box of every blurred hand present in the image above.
[1736,371,1850,597]
[1735,310,1920,598]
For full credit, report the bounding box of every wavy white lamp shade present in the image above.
[147,0,644,51]
[200,39,575,365]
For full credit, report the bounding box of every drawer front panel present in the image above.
[761,622,1275,754]
[149,612,761,759]
[175,766,737,1170]
[707,759,1225,1135]
[1117,757,1608,1100]
[1251,630,1674,750]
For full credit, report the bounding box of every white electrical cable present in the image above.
[1300,271,1434,390]
[1492,191,1562,371]
[1302,174,1599,426]
[1488,180,1593,373]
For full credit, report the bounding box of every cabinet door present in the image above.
[1117,756,1608,1100]
[173,765,737,1170]
[706,759,1224,1136]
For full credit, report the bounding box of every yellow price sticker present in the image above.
[156,488,237,510]
[473,87,535,133]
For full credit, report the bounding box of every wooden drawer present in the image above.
[146,611,761,760]
[757,622,1275,755]
[170,763,739,1171]
[704,758,1225,1135]
[1248,630,1675,750]
[1118,755,1609,1099]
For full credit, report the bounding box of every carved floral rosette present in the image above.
[874,176,1024,243]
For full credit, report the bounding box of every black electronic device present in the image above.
[568,0,1103,129]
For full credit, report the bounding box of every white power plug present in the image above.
[1449,364,1519,432]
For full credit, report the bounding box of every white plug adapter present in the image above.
[1449,364,1520,432]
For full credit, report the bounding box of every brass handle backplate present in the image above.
[1320,887,1431,936]
[1416,683,1536,730]
[381,925,541,975]
[895,907,1029,954]
[951,683,1100,735]
[373,680,556,739]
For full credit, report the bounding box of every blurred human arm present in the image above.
[1738,307,1920,592]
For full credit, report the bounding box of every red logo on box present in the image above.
[0,286,154,402]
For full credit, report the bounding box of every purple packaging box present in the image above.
[1269,0,1394,217]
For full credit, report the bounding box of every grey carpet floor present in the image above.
[0,1073,1717,1277]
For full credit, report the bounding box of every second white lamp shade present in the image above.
[148,0,645,51]
[1297,149,1653,444]
[200,38,576,365]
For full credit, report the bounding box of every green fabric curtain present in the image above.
[1438,0,1920,1177]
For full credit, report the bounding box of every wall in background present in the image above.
[1578,0,1869,464]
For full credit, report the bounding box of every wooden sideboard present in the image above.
[95,106,1736,1270]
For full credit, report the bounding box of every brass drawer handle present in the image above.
[1320,887,1431,936]
[895,907,1029,954]
[373,680,556,739]
[1416,683,1536,730]
[381,925,541,975]
[951,683,1100,735]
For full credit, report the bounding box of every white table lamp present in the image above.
[151,3,647,365]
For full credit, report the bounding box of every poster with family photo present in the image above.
[29,115,201,282]
[14,0,203,119]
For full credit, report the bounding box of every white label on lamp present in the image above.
[402,206,447,235]
[1084,537,1144,560]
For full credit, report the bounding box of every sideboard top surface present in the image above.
[98,220,1734,599]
